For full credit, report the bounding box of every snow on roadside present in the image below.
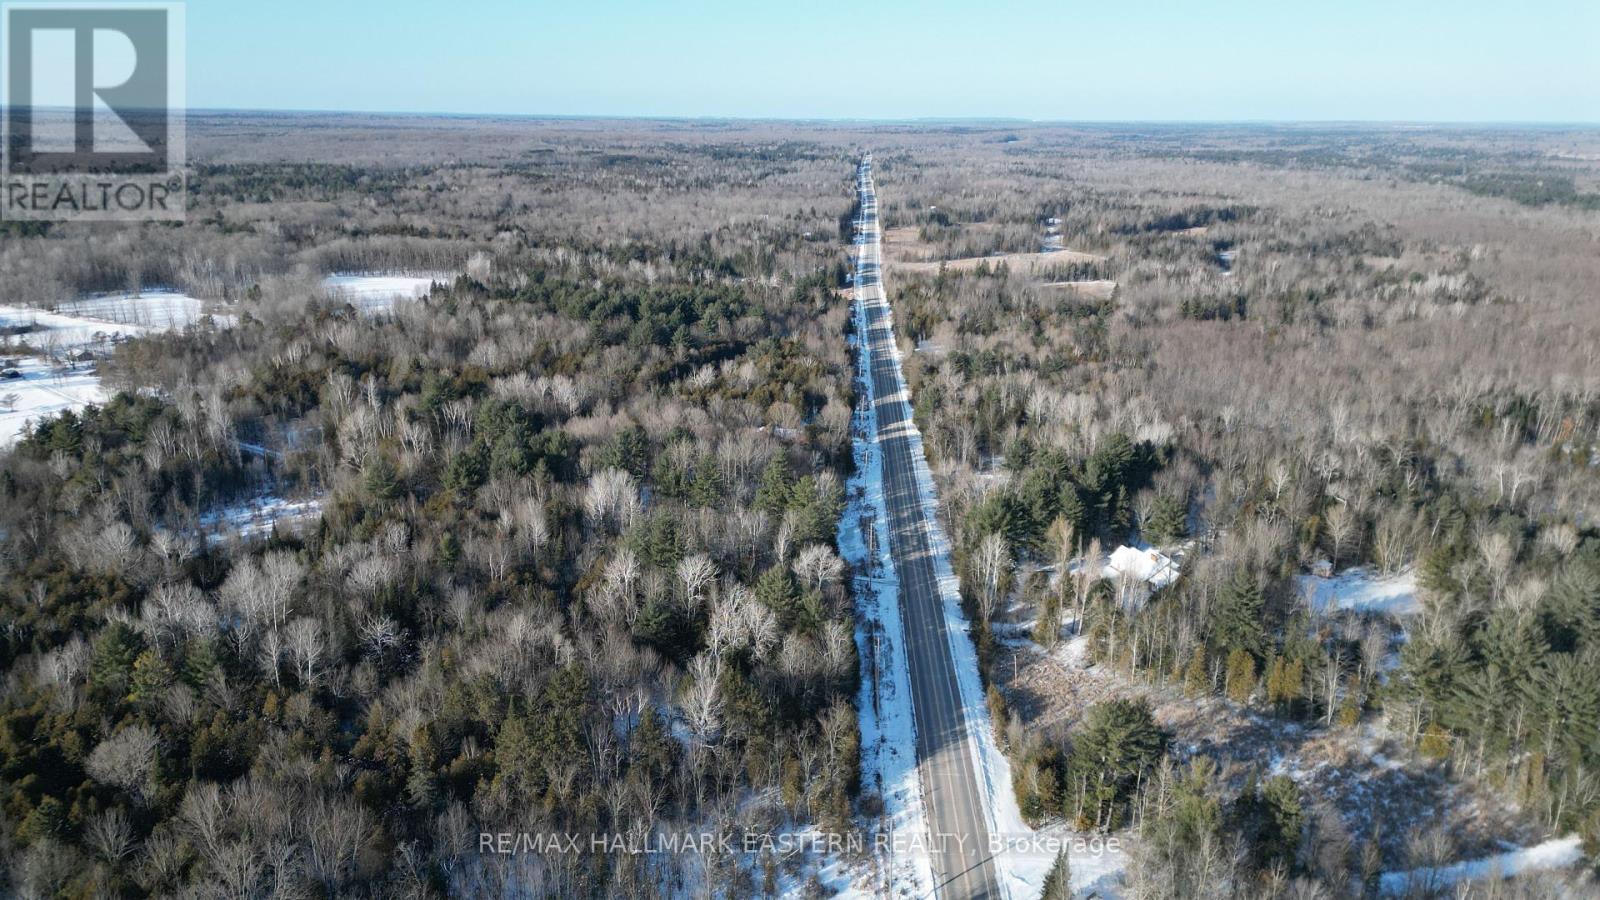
[862,188,1089,898]
[1378,835,1582,896]
[322,273,448,314]
[840,292,935,899]
[1298,567,1420,617]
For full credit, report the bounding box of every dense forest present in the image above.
[0,121,870,898]
[868,125,1600,897]
[3,117,1599,898]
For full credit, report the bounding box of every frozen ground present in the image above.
[1298,567,1420,617]
[200,494,323,544]
[322,273,448,314]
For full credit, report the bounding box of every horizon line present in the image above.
[168,107,1600,129]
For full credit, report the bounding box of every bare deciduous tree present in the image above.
[86,725,159,802]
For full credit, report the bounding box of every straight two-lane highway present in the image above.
[854,157,1001,900]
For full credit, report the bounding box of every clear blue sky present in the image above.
[185,0,1600,122]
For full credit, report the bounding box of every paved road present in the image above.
[854,158,1001,900]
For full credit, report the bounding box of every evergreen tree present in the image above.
[754,455,794,514]
[786,475,840,546]
[652,452,691,500]
[181,637,222,690]
[363,454,402,501]
[1541,559,1600,653]
[1058,484,1089,537]
[1144,492,1189,545]
[1210,568,1266,658]
[1443,663,1512,750]
[968,490,1037,551]
[629,707,677,784]
[1479,609,1549,692]
[634,597,690,661]
[1524,652,1600,770]
[1225,648,1257,703]
[1066,699,1168,829]
[1265,655,1304,713]
[756,564,803,628]
[90,623,143,696]
[441,441,489,495]
[405,728,441,810]
[1235,775,1305,872]
[1040,845,1072,900]
[129,650,175,707]
[688,455,724,508]
[601,425,652,480]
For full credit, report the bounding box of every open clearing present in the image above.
[880,223,1106,278]
[892,250,1105,276]
[58,290,232,330]
[1038,279,1118,300]
[1298,567,1421,617]
[323,273,448,313]
[0,275,449,447]
[0,357,108,446]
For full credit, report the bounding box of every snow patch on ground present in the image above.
[1299,567,1420,617]
[200,494,323,544]
[322,273,448,314]
[840,304,935,898]
[1377,835,1582,896]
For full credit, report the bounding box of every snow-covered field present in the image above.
[322,273,447,314]
[1,301,149,350]
[1,276,441,448]
[58,290,230,330]
[0,292,241,447]
[0,357,108,446]
[1,301,145,447]
[1298,567,1420,617]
